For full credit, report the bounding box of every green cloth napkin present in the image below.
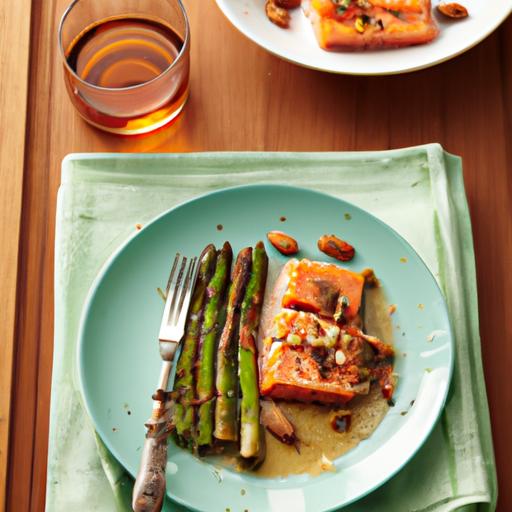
[47,145,496,512]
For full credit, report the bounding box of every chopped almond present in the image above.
[318,235,355,262]
[267,231,299,255]
[265,0,291,28]
[437,2,468,18]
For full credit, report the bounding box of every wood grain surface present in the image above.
[2,1,511,511]
[0,1,33,510]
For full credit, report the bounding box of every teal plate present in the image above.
[78,184,453,512]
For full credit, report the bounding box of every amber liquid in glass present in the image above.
[65,17,188,133]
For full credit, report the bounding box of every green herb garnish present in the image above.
[333,0,351,13]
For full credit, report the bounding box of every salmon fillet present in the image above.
[258,260,394,405]
[282,259,364,320]
[304,0,438,50]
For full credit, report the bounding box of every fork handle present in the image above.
[132,436,168,512]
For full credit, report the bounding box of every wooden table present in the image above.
[1,1,511,510]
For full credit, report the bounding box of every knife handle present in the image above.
[132,436,168,512]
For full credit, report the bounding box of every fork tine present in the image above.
[168,256,187,321]
[175,257,198,333]
[159,252,200,350]
[165,253,181,296]
[170,256,195,326]
[173,258,197,324]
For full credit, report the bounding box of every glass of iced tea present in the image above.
[58,0,190,135]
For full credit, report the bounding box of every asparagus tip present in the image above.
[201,243,217,257]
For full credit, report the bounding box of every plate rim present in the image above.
[77,183,455,512]
[214,0,512,76]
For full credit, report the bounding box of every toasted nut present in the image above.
[265,0,290,28]
[437,2,468,18]
[318,235,355,262]
[267,230,299,255]
[335,349,346,366]
[275,0,301,7]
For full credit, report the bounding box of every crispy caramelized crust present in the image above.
[260,341,357,404]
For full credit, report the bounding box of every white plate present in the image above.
[215,0,512,75]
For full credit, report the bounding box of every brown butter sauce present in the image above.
[255,286,393,477]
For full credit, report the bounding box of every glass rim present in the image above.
[57,0,190,93]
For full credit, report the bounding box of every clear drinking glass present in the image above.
[58,0,190,135]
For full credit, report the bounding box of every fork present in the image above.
[132,253,198,512]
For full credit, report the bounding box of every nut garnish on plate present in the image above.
[267,230,299,255]
[265,0,291,28]
[437,2,469,19]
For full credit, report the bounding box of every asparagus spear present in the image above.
[214,247,253,441]
[173,244,217,447]
[195,242,233,448]
[239,241,268,458]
